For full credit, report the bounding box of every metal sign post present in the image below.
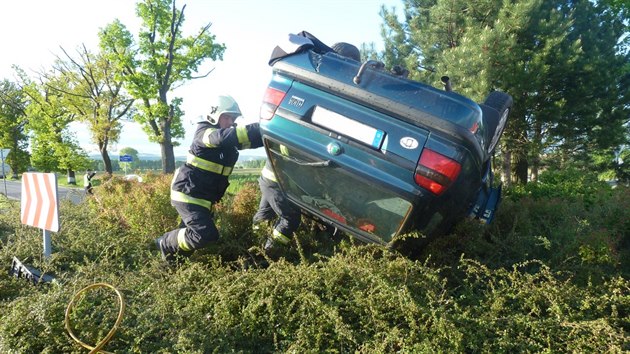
[43,229,52,258]
[1,148,10,196]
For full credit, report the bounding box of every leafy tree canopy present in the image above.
[99,0,226,173]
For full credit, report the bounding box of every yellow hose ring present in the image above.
[65,283,125,354]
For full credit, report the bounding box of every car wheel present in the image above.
[482,91,513,154]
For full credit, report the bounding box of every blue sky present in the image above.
[0,0,402,157]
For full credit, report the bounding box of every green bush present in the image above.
[89,173,178,239]
[0,173,628,353]
[421,192,629,286]
[506,167,613,206]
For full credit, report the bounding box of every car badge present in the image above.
[400,137,418,149]
[327,142,342,156]
[288,96,304,108]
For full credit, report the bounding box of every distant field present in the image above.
[232,168,261,175]
[54,168,261,188]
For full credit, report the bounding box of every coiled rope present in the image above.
[65,283,125,354]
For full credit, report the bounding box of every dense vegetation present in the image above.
[0,1,628,351]
[378,0,629,185]
[0,170,627,353]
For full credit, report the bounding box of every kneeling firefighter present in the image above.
[155,94,263,263]
[252,146,302,259]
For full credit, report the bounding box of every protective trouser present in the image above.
[159,200,220,256]
[252,176,301,245]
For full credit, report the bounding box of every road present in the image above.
[0,179,85,204]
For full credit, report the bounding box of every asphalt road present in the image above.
[0,179,85,204]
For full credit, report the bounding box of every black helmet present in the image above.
[331,42,361,62]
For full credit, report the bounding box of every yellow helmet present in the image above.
[207,94,241,124]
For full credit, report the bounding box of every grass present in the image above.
[0,170,628,353]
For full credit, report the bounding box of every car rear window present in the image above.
[266,140,413,243]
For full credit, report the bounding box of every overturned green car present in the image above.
[259,32,513,248]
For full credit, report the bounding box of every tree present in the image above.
[16,68,91,181]
[99,0,226,173]
[0,79,30,178]
[380,0,629,184]
[51,44,135,174]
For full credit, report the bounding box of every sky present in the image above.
[0,0,403,157]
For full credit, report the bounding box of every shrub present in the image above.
[88,173,178,239]
[506,167,613,206]
[0,176,627,353]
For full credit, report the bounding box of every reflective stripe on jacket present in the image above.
[171,190,213,210]
[260,145,289,183]
[186,153,233,176]
[261,163,276,182]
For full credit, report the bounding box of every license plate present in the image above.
[311,106,385,149]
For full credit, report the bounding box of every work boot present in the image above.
[263,238,286,261]
[155,235,177,265]
[242,251,270,269]
[242,238,282,269]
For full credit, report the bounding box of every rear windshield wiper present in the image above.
[270,148,331,167]
[285,155,331,167]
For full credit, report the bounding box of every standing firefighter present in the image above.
[155,94,263,263]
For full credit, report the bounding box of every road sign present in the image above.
[21,172,59,232]
[0,148,10,161]
[21,173,60,258]
[119,155,133,162]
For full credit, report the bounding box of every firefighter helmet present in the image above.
[207,94,241,125]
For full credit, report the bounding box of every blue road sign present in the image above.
[119,155,133,162]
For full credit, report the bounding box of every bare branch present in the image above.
[189,67,215,80]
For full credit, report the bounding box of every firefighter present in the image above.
[155,94,263,263]
[252,147,302,259]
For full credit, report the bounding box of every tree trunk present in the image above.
[515,151,529,185]
[67,169,76,185]
[100,146,113,175]
[161,140,175,174]
[160,117,176,174]
[502,150,512,188]
[530,122,542,182]
[531,161,539,182]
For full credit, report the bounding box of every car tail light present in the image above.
[260,87,287,120]
[357,219,376,233]
[414,148,461,195]
[321,208,347,224]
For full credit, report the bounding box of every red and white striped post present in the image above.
[20,173,60,258]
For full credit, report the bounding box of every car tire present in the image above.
[482,91,513,154]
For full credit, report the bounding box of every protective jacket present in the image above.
[171,121,263,208]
